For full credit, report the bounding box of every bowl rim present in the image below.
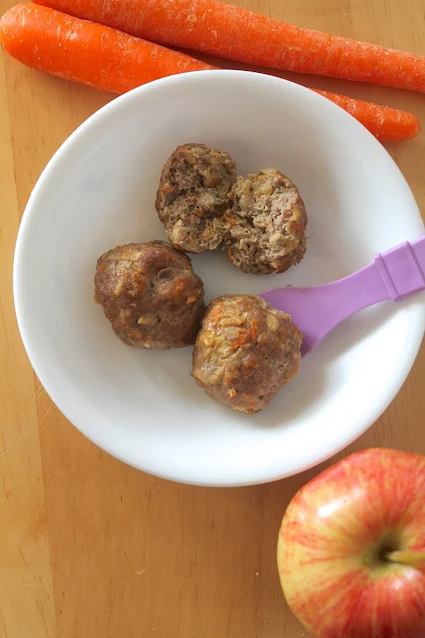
[13,70,425,486]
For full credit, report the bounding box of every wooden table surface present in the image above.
[1,1,425,636]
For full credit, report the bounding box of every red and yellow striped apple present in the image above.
[278,448,425,638]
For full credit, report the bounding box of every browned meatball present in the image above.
[224,169,307,275]
[156,143,237,253]
[94,241,205,349]
[192,294,302,414]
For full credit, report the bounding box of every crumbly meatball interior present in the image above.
[192,294,302,414]
[94,241,205,349]
[224,169,307,275]
[156,143,237,253]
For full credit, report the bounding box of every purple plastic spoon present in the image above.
[259,237,425,356]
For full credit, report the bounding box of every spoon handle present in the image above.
[337,237,425,318]
[260,237,425,356]
[373,236,425,301]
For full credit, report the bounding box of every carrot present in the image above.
[312,89,420,142]
[33,0,425,94]
[0,4,213,95]
[0,5,419,141]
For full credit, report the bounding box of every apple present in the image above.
[277,448,425,638]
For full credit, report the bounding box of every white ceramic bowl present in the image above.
[14,71,425,486]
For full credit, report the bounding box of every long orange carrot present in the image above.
[0,4,212,94]
[312,89,419,142]
[0,5,419,142]
[34,0,425,94]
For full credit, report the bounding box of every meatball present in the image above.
[94,241,205,349]
[224,169,307,275]
[192,294,302,414]
[156,143,237,253]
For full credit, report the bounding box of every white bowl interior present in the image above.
[14,71,425,486]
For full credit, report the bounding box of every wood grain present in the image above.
[1,1,425,636]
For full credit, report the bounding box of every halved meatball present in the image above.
[156,143,237,253]
[224,169,307,275]
[192,294,302,414]
[94,241,205,349]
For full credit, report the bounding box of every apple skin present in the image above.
[277,448,425,638]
